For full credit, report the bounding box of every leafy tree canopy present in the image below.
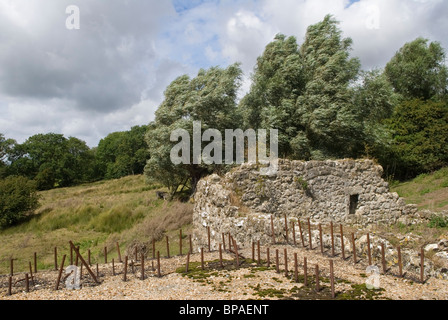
[145,63,242,196]
[8,133,94,190]
[0,176,40,228]
[385,37,448,101]
[385,99,448,178]
[96,125,150,180]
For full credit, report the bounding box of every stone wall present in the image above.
[192,159,419,250]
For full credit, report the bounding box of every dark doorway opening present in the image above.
[349,194,359,215]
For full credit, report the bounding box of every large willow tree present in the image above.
[144,64,242,196]
[241,15,363,160]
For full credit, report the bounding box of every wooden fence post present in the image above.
[201,247,205,270]
[271,215,276,244]
[69,241,99,284]
[157,251,161,277]
[116,242,122,263]
[75,247,80,266]
[8,276,12,296]
[123,256,128,281]
[257,241,261,265]
[330,222,335,257]
[141,253,145,280]
[179,229,183,256]
[315,264,320,292]
[25,273,29,293]
[298,221,305,247]
[352,233,357,264]
[152,239,156,259]
[233,239,240,269]
[55,254,66,290]
[275,249,279,273]
[219,244,223,268]
[340,225,345,260]
[330,260,335,298]
[29,262,35,286]
[266,247,270,267]
[294,253,298,283]
[166,236,170,258]
[54,247,58,271]
[284,215,289,244]
[319,224,323,254]
[307,218,312,250]
[292,222,296,246]
[420,247,425,284]
[222,233,226,251]
[252,242,255,261]
[367,233,372,266]
[381,243,387,274]
[303,257,308,286]
[207,227,211,252]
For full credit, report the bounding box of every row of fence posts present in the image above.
[270,215,426,283]
[192,224,426,299]
[186,234,337,298]
[4,219,427,296]
[6,228,196,295]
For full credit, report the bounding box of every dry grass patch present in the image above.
[0,175,193,274]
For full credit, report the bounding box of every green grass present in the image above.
[0,175,193,275]
[391,167,448,212]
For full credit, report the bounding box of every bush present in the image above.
[386,99,448,179]
[0,176,40,228]
[428,215,448,229]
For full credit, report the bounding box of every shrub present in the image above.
[428,215,448,229]
[0,176,40,228]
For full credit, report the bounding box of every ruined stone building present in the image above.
[193,159,418,249]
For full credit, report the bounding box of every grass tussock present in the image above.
[137,201,193,241]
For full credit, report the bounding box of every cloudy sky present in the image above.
[0,0,447,147]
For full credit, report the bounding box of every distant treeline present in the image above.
[0,125,149,190]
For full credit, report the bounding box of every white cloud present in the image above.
[221,9,276,71]
[0,0,447,148]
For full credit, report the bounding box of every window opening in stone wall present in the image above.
[349,194,359,215]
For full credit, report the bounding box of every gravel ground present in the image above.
[1,244,448,301]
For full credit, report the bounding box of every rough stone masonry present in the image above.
[193,159,419,250]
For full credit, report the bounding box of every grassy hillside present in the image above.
[391,167,448,212]
[0,175,193,275]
